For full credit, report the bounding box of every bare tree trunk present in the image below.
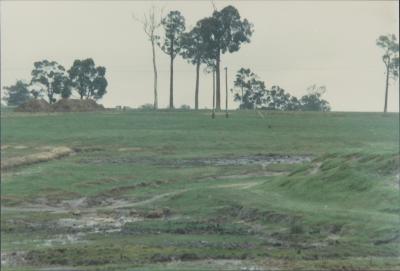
[384,64,389,113]
[195,60,200,110]
[212,70,215,119]
[169,54,174,109]
[133,7,162,110]
[225,67,228,117]
[48,86,53,104]
[241,85,244,109]
[151,39,158,110]
[215,50,221,111]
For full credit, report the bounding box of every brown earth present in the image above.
[15,99,104,113]
[52,99,104,112]
[15,99,52,113]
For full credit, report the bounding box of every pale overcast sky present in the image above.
[1,0,399,111]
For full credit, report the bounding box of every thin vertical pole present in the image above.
[225,67,228,118]
[212,70,215,119]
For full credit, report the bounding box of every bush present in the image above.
[139,103,154,110]
[180,104,191,110]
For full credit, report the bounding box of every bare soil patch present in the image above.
[15,99,104,113]
[52,99,104,112]
[15,99,52,113]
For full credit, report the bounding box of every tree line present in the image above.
[3,58,108,106]
[136,5,398,113]
[135,5,253,110]
[231,68,331,111]
[3,4,398,112]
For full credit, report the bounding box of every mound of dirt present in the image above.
[15,99,105,113]
[52,99,104,112]
[15,99,52,113]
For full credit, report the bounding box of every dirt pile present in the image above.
[15,99,52,113]
[15,99,104,113]
[52,99,104,112]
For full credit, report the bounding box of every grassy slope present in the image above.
[1,110,399,270]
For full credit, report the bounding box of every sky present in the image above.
[1,0,399,111]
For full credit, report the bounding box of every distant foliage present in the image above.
[31,60,71,104]
[376,34,399,79]
[159,11,186,59]
[6,59,108,106]
[180,24,212,66]
[231,68,267,109]
[180,104,191,110]
[286,96,302,111]
[232,68,331,112]
[29,83,45,100]
[2,80,32,106]
[68,58,108,100]
[300,85,331,112]
[200,5,254,110]
[139,103,155,110]
[264,86,292,111]
[376,34,399,113]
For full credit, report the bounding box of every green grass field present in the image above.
[1,110,399,270]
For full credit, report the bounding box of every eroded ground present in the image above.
[1,111,399,270]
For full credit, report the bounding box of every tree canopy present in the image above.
[377,34,399,78]
[231,68,267,109]
[180,23,213,66]
[159,10,186,59]
[31,60,71,104]
[232,68,330,111]
[2,80,32,106]
[68,58,108,100]
[200,6,254,110]
[211,6,253,55]
[299,85,331,112]
[376,34,399,113]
